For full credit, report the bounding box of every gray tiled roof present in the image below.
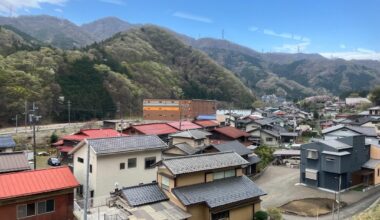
[121,183,168,207]
[322,124,377,137]
[88,135,167,155]
[172,176,266,208]
[261,129,280,138]
[362,159,380,169]
[169,130,211,140]
[319,139,352,150]
[174,143,200,155]
[0,152,30,173]
[212,140,252,156]
[162,152,248,175]
[246,155,261,164]
[0,135,16,148]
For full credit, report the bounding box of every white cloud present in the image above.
[54,8,63,13]
[320,48,380,61]
[273,41,311,53]
[249,26,258,32]
[262,28,311,53]
[173,11,213,24]
[263,29,293,39]
[339,44,346,49]
[99,0,126,6]
[0,0,66,16]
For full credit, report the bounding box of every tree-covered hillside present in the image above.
[0,25,254,126]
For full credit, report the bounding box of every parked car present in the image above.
[37,151,49,156]
[47,157,61,166]
[283,156,300,166]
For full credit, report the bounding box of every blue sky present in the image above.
[1,0,379,60]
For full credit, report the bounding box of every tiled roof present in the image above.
[193,120,219,128]
[0,152,30,173]
[132,123,178,135]
[0,167,79,200]
[213,126,250,139]
[62,128,123,141]
[167,121,202,131]
[247,154,261,164]
[319,139,352,150]
[212,140,252,156]
[261,129,280,138]
[87,135,167,155]
[170,130,211,140]
[322,124,377,137]
[173,143,200,155]
[162,152,248,175]
[121,183,168,207]
[362,159,380,169]
[0,135,16,148]
[172,176,266,208]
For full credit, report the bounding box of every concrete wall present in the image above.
[73,143,97,197]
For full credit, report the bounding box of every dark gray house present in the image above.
[300,135,370,191]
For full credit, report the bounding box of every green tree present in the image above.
[255,146,275,171]
[254,211,268,220]
[369,86,380,105]
[267,208,283,220]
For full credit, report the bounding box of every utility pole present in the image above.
[24,100,28,133]
[29,102,41,170]
[12,115,18,134]
[68,100,71,125]
[179,101,182,131]
[337,175,341,220]
[83,142,90,220]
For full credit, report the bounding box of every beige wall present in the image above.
[261,132,279,147]
[187,204,210,220]
[172,137,196,148]
[177,172,205,187]
[164,147,187,156]
[254,202,261,213]
[236,168,243,176]
[374,166,380,185]
[230,204,254,220]
[371,145,380,160]
[246,124,260,133]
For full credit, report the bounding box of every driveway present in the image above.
[254,166,380,219]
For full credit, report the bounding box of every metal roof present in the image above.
[322,151,351,156]
[61,128,123,142]
[362,159,380,169]
[172,143,200,155]
[273,149,301,156]
[322,124,377,137]
[162,152,248,175]
[0,135,16,148]
[172,176,266,208]
[246,154,261,165]
[121,183,168,207]
[87,135,167,155]
[213,126,250,139]
[132,123,179,135]
[170,130,211,140]
[319,139,353,150]
[167,121,202,131]
[212,140,252,156]
[0,152,30,173]
[0,167,79,200]
[193,120,219,128]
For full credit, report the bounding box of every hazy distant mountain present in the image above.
[0,15,95,49]
[81,17,134,42]
[0,25,41,56]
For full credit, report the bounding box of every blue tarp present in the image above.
[196,115,216,120]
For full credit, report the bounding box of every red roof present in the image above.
[61,128,123,142]
[213,126,250,139]
[167,121,202,131]
[193,120,219,128]
[57,146,74,153]
[132,123,179,135]
[0,167,79,200]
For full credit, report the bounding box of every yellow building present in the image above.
[157,152,266,220]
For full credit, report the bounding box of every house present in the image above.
[124,123,178,142]
[164,130,212,157]
[193,120,219,131]
[69,135,167,198]
[0,152,31,174]
[0,135,16,153]
[322,124,377,141]
[300,135,370,191]
[0,167,79,220]
[362,140,380,186]
[345,97,371,106]
[167,121,202,131]
[210,126,251,145]
[260,129,280,147]
[362,117,380,136]
[156,152,266,220]
[53,128,123,163]
[369,106,380,116]
[205,140,260,175]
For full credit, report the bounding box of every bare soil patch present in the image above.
[279,198,346,217]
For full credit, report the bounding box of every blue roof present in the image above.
[196,115,216,120]
[0,135,16,149]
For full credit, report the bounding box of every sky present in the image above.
[0,0,379,60]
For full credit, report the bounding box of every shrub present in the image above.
[254,210,268,220]
[50,132,58,144]
[255,146,275,171]
[267,208,282,220]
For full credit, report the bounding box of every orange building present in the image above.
[143,99,216,121]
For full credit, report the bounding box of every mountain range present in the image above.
[0,15,379,124]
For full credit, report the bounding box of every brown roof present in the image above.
[193,120,219,128]
[0,152,31,174]
[213,126,250,139]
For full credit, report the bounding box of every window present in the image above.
[37,199,54,214]
[90,190,94,198]
[378,168,380,177]
[213,169,235,180]
[120,162,125,170]
[128,158,137,168]
[161,176,170,191]
[17,205,27,218]
[26,203,35,216]
[225,169,235,178]
[77,157,84,163]
[196,139,204,146]
[89,164,92,173]
[266,137,273,142]
[213,171,225,180]
[305,169,318,180]
[212,210,229,220]
[326,156,335,162]
[307,150,318,159]
[145,157,156,169]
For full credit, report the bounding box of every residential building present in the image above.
[69,135,167,198]
[210,126,251,145]
[193,120,219,131]
[205,141,260,175]
[300,135,370,191]
[0,152,30,174]
[124,123,178,142]
[369,106,380,116]
[143,99,216,121]
[156,152,266,220]
[322,124,377,141]
[345,97,371,106]
[0,135,16,153]
[164,130,212,157]
[0,167,78,220]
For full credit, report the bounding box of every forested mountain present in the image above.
[81,17,134,42]
[0,25,254,126]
